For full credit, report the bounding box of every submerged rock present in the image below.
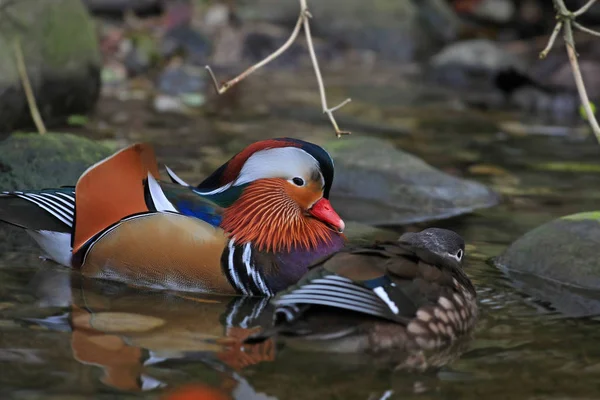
[324,137,499,226]
[494,212,600,316]
[494,212,600,290]
[430,39,525,91]
[0,133,113,191]
[0,0,101,133]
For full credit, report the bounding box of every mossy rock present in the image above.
[0,133,113,190]
[494,212,600,290]
[324,137,499,226]
[0,0,101,134]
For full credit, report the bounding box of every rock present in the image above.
[493,211,600,317]
[324,137,499,226]
[494,212,600,290]
[0,0,101,134]
[343,222,398,245]
[238,0,460,62]
[467,0,516,23]
[0,133,113,191]
[430,39,526,90]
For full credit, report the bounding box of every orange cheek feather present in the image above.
[283,181,322,209]
[285,182,345,233]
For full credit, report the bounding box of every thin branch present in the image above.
[573,21,600,37]
[205,13,304,94]
[205,0,351,137]
[540,0,600,142]
[13,37,46,135]
[574,0,598,17]
[563,20,600,141]
[539,21,563,58]
[300,0,351,137]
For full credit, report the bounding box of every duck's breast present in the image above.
[80,213,236,294]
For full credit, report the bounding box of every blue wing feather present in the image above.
[158,182,224,227]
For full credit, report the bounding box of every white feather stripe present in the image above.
[146,173,177,212]
[228,240,248,295]
[315,275,354,283]
[16,195,72,227]
[26,193,74,220]
[309,278,374,295]
[275,307,296,322]
[293,283,378,302]
[165,166,190,187]
[242,243,271,296]
[373,287,400,314]
[236,147,321,187]
[192,182,233,196]
[274,293,385,314]
[275,297,388,318]
[42,193,75,209]
[56,192,76,202]
[288,286,383,307]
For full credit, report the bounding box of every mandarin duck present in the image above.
[246,228,477,356]
[0,138,345,295]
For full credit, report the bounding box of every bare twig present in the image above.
[574,0,598,17]
[573,21,600,37]
[540,0,600,142]
[13,37,46,135]
[299,0,351,137]
[539,21,563,58]
[205,13,304,94]
[563,21,600,140]
[205,0,351,137]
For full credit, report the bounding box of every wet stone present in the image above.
[324,136,499,226]
[494,212,600,317]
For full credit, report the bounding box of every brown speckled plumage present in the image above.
[246,228,477,358]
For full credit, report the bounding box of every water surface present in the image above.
[2,67,600,399]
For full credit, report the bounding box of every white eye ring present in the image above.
[290,177,305,187]
[455,249,463,260]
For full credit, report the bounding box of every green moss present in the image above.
[532,162,600,173]
[40,0,100,70]
[0,0,99,78]
[562,212,600,222]
[0,133,113,190]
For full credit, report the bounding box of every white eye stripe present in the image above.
[235,147,322,186]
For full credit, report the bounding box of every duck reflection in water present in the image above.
[26,268,277,394]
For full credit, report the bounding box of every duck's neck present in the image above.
[221,179,340,253]
[265,232,345,293]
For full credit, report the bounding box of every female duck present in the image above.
[0,138,345,295]
[247,228,477,355]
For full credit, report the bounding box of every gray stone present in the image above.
[431,39,525,72]
[0,0,101,134]
[324,137,499,226]
[494,212,600,290]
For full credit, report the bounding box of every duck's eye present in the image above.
[292,177,305,186]
[455,249,463,260]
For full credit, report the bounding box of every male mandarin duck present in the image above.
[246,228,477,355]
[0,138,345,295]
